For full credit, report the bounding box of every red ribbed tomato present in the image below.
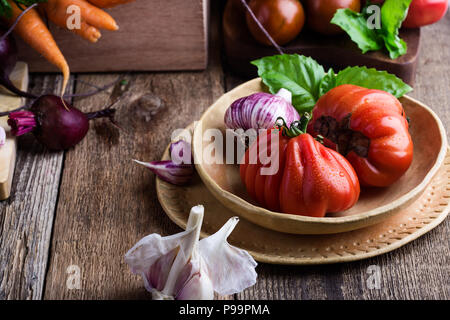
[308,84,413,187]
[240,119,360,217]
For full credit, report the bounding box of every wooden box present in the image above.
[223,0,420,86]
[17,0,209,72]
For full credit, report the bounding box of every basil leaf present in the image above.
[334,66,412,98]
[381,0,412,34]
[252,54,326,113]
[331,8,383,53]
[319,69,337,97]
[252,54,412,116]
[380,0,412,59]
[330,0,411,59]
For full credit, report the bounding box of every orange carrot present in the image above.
[87,0,135,8]
[6,1,70,96]
[41,0,118,43]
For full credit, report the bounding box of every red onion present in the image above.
[134,140,194,186]
[134,160,194,185]
[224,88,299,130]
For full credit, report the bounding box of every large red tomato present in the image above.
[308,85,413,187]
[240,124,360,217]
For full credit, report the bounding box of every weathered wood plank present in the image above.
[232,11,450,300]
[43,68,225,299]
[0,75,73,300]
[41,0,230,300]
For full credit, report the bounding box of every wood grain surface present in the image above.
[0,75,71,299]
[0,2,449,300]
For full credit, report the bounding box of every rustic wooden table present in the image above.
[1,5,449,300]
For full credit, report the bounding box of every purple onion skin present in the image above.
[31,95,89,150]
[134,140,195,186]
[136,160,194,186]
[224,92,299,130]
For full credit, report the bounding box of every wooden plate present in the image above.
[192,78,448,234]
[157,132,449,264]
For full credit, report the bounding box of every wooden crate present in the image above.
[17,0,209,72]
[223,0,419,86]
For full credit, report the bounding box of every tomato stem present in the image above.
[276,113,311,138]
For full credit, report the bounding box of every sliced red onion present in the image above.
[0,126,5,147]
[134,140,194,186]
[134,160,194,186]
[224,88,300,130]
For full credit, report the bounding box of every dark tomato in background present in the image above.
[305,0,361,35]
[245,0,305,45]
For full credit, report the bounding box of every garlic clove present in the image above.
[124,206,204,294]
[199,217,258,296]
[147,247,178,291]
[125,206,257,300]
[174,256,214,300]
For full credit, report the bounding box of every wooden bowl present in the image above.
[192,78,448,234]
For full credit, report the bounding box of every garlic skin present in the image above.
[199,217,257,296]
[125,205,257,300]
[224,88,299,130]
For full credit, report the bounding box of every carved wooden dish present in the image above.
[192,78,448,234]
[156,125,449,264]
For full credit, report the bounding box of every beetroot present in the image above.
[8,94,116,150]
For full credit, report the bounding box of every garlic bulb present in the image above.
[125,205,257,300]
[224,88,300,130]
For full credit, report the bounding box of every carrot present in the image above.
[87,0,135,8]
[41,0,118,43]
[6,1,70,96]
